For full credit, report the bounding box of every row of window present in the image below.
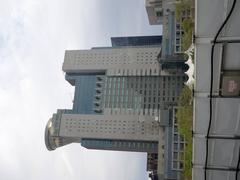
[65,128,157,136]
[172,108,186,170]
[63,119,158,133]
[107,68,161,76]
[70,50,159,58]
[65,118,157,125]
[68,50,159,65]
[103,76,182,110]
[109,108,162,116]
[82,139,158,150]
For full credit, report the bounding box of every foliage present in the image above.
[175,0,194,21]
[176,86,193,180]
[175,1,195,178]
[175,0,195,51]
[182,18,194,51]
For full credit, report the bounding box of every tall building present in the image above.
[45,34,187,180]
[111,35,162,47]
[45,44,185,152]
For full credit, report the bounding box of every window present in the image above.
[156,11,163,17]
[173,152,178,160]
[176,46,180,52]
[176,24,180,30]
[174,134,178,141]
[180,143,184,150]
[180,162,184,169]
[176,39,180,44]
[174,143,178,150]
[173,161,178,169]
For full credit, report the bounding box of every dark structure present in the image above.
[111,35,162,47]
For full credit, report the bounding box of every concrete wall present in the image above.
[63,47,161,76]
[59,113,161,142]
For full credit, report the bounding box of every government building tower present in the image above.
[44,36,186,179]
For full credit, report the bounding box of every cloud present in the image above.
[0,0,160,179]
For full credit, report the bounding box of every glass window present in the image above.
[180,143,184,150]
[156,11,163,17]
[173,152,178,160]
[173,161,178,169]
[174,134,178,141]
[174,143,178,150]
[180,162,184,169]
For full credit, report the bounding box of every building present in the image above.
[145,0,188,80]
[111,35,162,47]
[145,2,192,179]
[45,43,185,152]
[45,34,187,180]
[145,0,164,25]
[171,107,185,171]
[147,153,158,172]
[45,110,160,153]
[146,0,194,55]
[162,107,185,179]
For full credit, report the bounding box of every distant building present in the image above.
[147,153,158,172]
[145,0,194,54]
[111,36,162,47]
[145,1,191,179]
[161,107,185,180]
[145,0,164,25]
[171,107,185,171]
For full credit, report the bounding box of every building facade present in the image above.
[45,33,187,180]
[145,0,164,25]
[146,0,193,55]
[111,36,162,47]
[45,110,160,153]
[145,2,191,179]
[45,44,185,153]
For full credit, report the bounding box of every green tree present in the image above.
[175,0,195,51]
[182,18,194,51]
[176,86,193,180]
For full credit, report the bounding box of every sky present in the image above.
[0,0,161,179]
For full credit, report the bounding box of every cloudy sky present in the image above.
[0,0,161,179]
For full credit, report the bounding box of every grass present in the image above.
[176,86,193,180]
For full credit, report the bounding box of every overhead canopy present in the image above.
[193,0,240,179]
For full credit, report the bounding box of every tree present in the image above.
[175,0,195,51]
[176,86,193,180]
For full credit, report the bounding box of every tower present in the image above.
[45,42,185,153]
